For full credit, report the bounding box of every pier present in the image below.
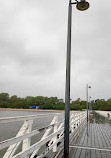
[0,111,111,158]
[69,112,111,158]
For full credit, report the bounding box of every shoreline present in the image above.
[0,108,64,112]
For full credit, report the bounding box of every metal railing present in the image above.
[0,111,86,158]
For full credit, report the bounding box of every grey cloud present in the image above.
[0,0,111,100]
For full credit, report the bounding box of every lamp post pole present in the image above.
[86,84,88,123]
[86,84,91,123]
[64,1,72,158]
[89,96,91,111]
[64,1,90,157]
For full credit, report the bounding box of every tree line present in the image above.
[0,93,111,111]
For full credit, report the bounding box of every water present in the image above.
[0,110,64,157]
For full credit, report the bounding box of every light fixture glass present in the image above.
[76,1,90,11]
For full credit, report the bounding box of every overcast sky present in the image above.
[0,0,111,101]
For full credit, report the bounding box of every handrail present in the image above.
[70,115,86,126]
[0,111,87,158]
[0,119,64,150]
[37,133,64,158]
[12,127,64,158]
[70,112,86,119]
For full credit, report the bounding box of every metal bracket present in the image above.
[71,0,78,5]
[71,2,78,5]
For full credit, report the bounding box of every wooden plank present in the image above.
[100,125,111,145]
[98,124,111,158]
[71,120,87,158]
[96,124,106,158]
[79,125,89,158]
[69,117,87,157]
[69,145,111,152]
[90,124,97,158]
[85,123,92,158]
[69,112,111,158]
[94,123,102,158]
[69,117,86,157]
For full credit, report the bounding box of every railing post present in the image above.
[70,113,74,133]
[77,112,79,127]
[79,113,81,124]
[3,120,31,158]
[22,120,33,157]
[30,115,58,158]
[78,113,80,126]
[80,112,83,124]
[74,113,77,128]
[53,116,58,152]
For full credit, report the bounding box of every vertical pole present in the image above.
[89,96,90,111]
[91,100,92,111]
[64,0,72,158]
[86,84,88,123]
[89,96,91,112]
[86,84,89,137]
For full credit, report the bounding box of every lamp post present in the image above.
[86,84,91,123]
[89,96,91,112]
[64,1,90,158]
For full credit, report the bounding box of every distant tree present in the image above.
[107,98,111,101]
[0,92,111,111]
[10,95,18,103]
[59,98,64,103]
[0,93,9,102]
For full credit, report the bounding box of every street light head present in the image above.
[76,1,90,11]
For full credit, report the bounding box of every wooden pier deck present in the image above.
[0,111,111,158]
[69,112,111,158]
[57,112,111,158]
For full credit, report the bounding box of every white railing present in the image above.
[0,111,86,158]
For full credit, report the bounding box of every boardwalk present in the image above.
[69,112,111,158]
[0,111,86,158]
[0,111,111,158]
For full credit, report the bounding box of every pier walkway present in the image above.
[69,112,111,158]
[0,111,111,158]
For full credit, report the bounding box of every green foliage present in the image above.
[0,93,9,102]
[52,103,65,110]
[70,98,86,110]
[0,92,111,110]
